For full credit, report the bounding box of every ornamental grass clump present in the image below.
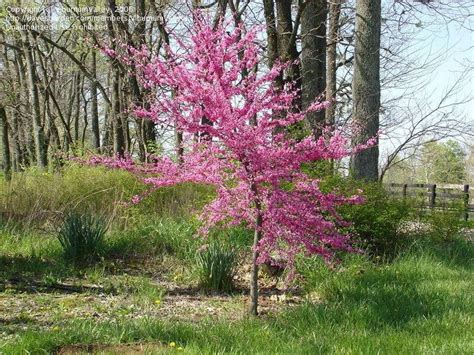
[57,213,107,265]
[196,242,237,292]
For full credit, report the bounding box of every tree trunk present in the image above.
[74,72,81,143]
[301,0,327,138]
[81,81,89,148]
[10,109,22,171]
[102,70,113,152]
[22,30,47,169]
[2,43,23,170]
[0,106,12,180]
[262,0,278,69]
[325,0,342,127]
[249,196,263,316]
[276,0,301,97]
[106,0,125,157]
[90,50,100,150]
[112,68,125,157]
[350,0,381,181]
[14,47,32,166]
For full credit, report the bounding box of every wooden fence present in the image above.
[386,183,472,221]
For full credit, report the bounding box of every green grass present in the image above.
[1,237,472,354]
[0,164,214,230]
[1,170,472,353]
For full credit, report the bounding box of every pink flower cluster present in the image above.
[96,14,374,271]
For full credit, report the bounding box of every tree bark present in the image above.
[325,0,342,127]
[0,106,12,180]
[276,0,301,96]
[2,42,23,170]
[350,0,381,181]
[249,189,263,316]
[74,72,81,143]
[263,0,279,69]
[107,0,126,157]
[112,68,125,157]
[22,30,48,169]
[301,0,327,138]
[90,50,100,150]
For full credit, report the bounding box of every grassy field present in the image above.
[0,224,472,354]
[0,168,473,354]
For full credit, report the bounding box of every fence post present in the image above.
[429,184,436,208]
[403,184,408,199]
[464,184,469,221]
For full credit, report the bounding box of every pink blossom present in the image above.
[92,14,375,274]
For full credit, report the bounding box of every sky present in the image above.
[379,2,474,163]
[419,13,473,122]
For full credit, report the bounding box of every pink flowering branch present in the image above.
[95,12,376,315]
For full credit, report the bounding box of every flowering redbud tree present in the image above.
[97,15,375,315]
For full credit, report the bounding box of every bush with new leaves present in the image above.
[320,177,412,258]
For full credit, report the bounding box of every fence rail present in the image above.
[386,183,472,221]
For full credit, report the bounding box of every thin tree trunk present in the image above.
[350,0,381,181]
[325,0,342,127]
[10,109,22,170]
[249,193,263,316]
[102,70,112,152]
[107,0,126,157]
[74,72,81,143]
[64,77,76,152]
[112,68,125,157]
[81,80,89,148]
[0,106,12,180]
[22,30,47,169]
[2,43,23,170]
[90,50,100,150]
[36,48,61,154]
[122,86,131,153]
[151,1,181,161]
[15,50,31,166]
[301,0,327,138]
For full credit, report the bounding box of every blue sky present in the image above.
[379,4,474,162]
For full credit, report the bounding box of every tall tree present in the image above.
[325,0,342,127]
[22,30,48,168]
[107,0,126,157]
[0,105,12,180]
[350,0,381,181]
[419,140,467,184]
[301,0,327,138]
[262,0,278,69]
[275,0,300,93]
[90,50,100,150]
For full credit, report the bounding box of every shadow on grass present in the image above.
[281,239,473,335]
[334,270,463,329]
[426,238,474,271]
[0,254,68,279]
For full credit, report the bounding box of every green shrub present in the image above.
[320,177,413,258]
[195,241,237,292]
[57,213,107,265]
[424,203,467,241]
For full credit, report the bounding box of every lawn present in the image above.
[1,222,472,354]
